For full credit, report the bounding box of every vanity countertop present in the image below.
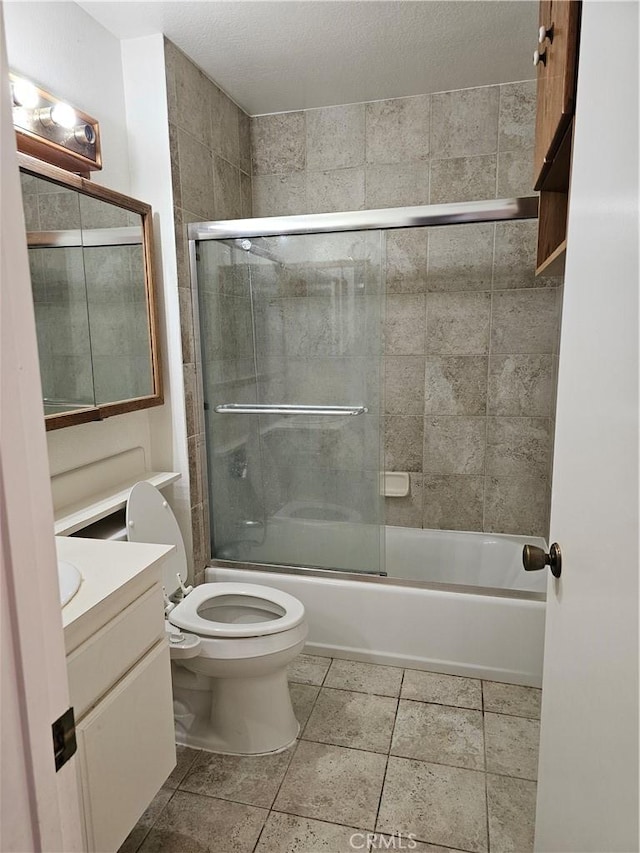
[57,536,174,654]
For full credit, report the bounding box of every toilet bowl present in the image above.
[126,481,307,755]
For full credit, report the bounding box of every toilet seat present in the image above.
[127,481,188,596]
[168,582,305,638]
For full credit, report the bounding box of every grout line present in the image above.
[483,704,491,852]
[257,737,303,850]
[129,786,178,853]
[295,682,325,740]
[268,805,373,834]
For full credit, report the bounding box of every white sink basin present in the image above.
[58,559,82,607]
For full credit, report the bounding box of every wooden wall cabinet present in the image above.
[533,0,581,275]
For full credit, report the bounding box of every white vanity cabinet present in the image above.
[58,537,176,853]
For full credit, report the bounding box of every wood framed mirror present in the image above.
[18,153,163,430]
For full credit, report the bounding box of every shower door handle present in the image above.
[214,404,368,416]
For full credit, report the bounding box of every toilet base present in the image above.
[172,661,301,755]
[174,717,299,756]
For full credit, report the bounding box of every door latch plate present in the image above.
[52,706,77,771]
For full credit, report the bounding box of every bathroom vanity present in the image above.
[58,536,176,853]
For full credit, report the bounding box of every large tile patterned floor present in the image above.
[119,655,541,853]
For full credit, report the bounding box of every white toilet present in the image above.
[126,481,308,755]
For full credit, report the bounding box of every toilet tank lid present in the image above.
[126,481,187,595]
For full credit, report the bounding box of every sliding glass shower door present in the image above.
[196,230,385,574]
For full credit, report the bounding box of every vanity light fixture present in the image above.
[38,102,78,130]
[11,76,39,109]
[10,72,101,175]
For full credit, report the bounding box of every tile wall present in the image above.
[164,38,253,579]
[250,82,562,538]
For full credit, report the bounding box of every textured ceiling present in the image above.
[78,0,538,115]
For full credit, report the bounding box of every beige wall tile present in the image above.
[423,474,484,530]
[305,168,365,213]
[384,357,425,415]
[385,228,429,293]
[497,149,537,198]
[426,292,491,356]
[366,95,430,164]
[306,104,365,171]
[498,80,537,153]
[484,475,549,537]
[384,415,424,471]
[168,122,182,208]
[213,154,242,219]
[427,223,495,292]
[425,356,488,415]
[177,129,214,220]
[252,173,306,216]
[488,355,554,416]
[486,417,551,477]
[493,220,540,289]
[431,86,500,158]
[490,288,559,354]
[430,155,497,204]
[366,162,430,208]
[166,42,212,147]
[240,171,252,217]
[385,294,426,355]
[424,416,487,474]
[210,85,240,167]
[251,111,305,175]
[186,69,555,541]
[237,109,252,174]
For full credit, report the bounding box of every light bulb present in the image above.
[12,78,39,109]
[50,102,77,129]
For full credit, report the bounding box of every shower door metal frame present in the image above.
[189,196,538,241]
[188,196,542,598]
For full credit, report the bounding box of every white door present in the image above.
[0,5,83,850]
[534,2,639,851]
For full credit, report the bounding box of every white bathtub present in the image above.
[207,526,546,686]
[385,526,547,594]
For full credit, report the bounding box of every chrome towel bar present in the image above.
[214,404,368,416]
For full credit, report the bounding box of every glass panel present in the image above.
[22,173,95,414]
[80,196,153,403]
[197,231,385,575]
[20,171,155,417]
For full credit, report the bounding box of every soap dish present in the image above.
[381,471,410,497]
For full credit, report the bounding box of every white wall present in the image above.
[3,4,190,546]
[121,33,192,568]
[3,0,153,479]
[4,0,129,192]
